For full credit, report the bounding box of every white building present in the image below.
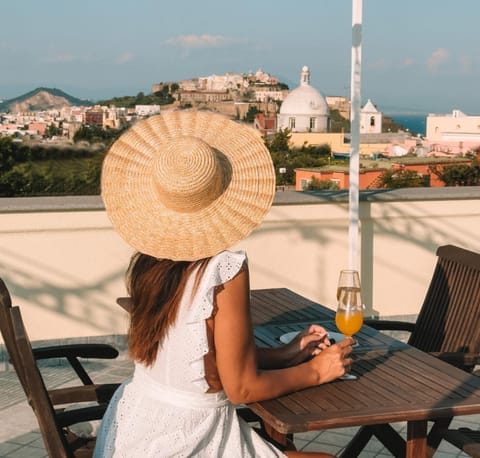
[254,87,284,102]
[360,99,382,134]
[199,73,246,91]
[426,109,480,142]
[135,105,161,116]
[277,66,329,133]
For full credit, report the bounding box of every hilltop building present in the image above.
[277,66,329,133]
[178,90,231,104]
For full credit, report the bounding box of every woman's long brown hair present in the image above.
[126,252,210,366]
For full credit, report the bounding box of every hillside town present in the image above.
[1,65,479,190]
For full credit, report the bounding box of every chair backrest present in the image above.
[10,305,72,457]
[409,245,480,358]
[0,278,30,393]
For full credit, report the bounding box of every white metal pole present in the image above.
[349,0,363,270]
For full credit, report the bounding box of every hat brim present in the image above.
[101,110,275,261]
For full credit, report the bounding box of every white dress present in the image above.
[93,250,287,458]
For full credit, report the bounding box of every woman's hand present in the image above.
[281,324,332,367]
[309,337,355,384]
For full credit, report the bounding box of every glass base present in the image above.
[339,373,358,380]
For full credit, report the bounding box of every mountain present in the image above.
[0,87,93,112]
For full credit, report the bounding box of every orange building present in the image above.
[28,122,47,136]
[295,157,472,190]
[254,113,277,136]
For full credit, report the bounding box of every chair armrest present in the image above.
[56,403,109,428]
[32,344,120,385]
[32,344,119,361]
[49,383,120,406]
[363,319,416,333]
[430,352,480,370]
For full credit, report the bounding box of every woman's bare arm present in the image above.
[213,265,353,405]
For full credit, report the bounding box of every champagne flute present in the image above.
[335,269,364,380]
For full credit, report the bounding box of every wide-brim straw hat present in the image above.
[101,110,276,261]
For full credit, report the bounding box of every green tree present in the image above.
[429,164,480,186]
[244,106,261,123]
[44,123,62,138]
[378,169,425,189]
[304,177,340,190]
[265,128,291,152]
[299,142,331,158]
[0,137,17,172]
[269,145,332,187]
[73,125,123,145]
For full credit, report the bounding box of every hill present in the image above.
[0,87,93,112]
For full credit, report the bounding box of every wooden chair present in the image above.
[0,278,120,386]
[0,279,120,457]
[341,244,480,458]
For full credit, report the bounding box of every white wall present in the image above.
[1,189,479,343]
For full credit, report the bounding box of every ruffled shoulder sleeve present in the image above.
[185,250,247,391]
[188,249,247,324]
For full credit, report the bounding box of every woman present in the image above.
[95,111,353,457]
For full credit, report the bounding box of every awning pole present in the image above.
[349,0,363,270]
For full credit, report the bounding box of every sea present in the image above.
[385,113,428,137]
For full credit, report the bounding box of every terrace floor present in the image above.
[0,357,476,457]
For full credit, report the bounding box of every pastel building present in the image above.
[360,99,382,134]
[277,66,330,133]
[425,110,480,155]
[426,110,480,142]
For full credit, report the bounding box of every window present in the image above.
[310,117,316,129]
[370,116,375,127]
[288,117,296,129]
[300,179,309,189]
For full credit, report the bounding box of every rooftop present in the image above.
[296,156,472,173]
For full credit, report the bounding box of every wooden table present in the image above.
[249,288,480,457]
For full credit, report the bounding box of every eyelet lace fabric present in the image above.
[94,250,286,457]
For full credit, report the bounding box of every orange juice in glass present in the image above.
[336,287,364,336]
[335,269,364,379]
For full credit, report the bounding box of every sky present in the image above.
[1,0,479,115]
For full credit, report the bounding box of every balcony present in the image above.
[1,187,480,456]
[1,187,479,354]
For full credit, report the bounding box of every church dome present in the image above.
[280,66,329,116]
[277,66,329,133]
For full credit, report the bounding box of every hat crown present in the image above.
[153,136,229,213]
